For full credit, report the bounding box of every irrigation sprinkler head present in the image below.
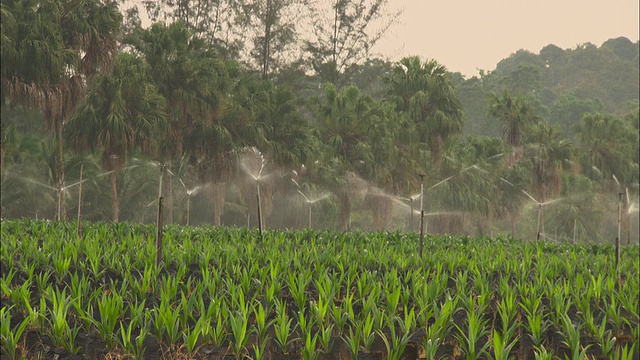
[186,186,201,196]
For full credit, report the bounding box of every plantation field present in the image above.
[1,219,638,360]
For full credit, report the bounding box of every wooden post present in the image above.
[257,179,263,240]
[616,192,622,271]
[156,164,165,266]
[418,174,426,258]
[536,204,542,241]
[77,164,83,238]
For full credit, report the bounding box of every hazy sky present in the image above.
[373,0,639,77]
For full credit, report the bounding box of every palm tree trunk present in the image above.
[1,143,5,182]
[371,195,392,231]
[337,188,351,231]
[210,182,226,226]
[261,182,273,228]
[110,170,119,222]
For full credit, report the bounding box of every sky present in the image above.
[372,0,640,77]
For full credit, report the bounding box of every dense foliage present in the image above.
[1,1,638,244]
[1,220,638,359]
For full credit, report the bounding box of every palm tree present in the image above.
[127,21,228,224]
[386,57,464,165]
[311,84,379,230]
[489,91,539,165]
[233,79,316,226]
[524,122,575,240]
[1,0,122,219]
[574,112,639,185]
[65,52,167,222]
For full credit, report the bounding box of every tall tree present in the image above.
[65,52,167,222]
[1,0,122,219]
[574,112,639,185]
[524,122,575,239]
[141,0,244,58]
[489,91,539,167]
[311,83,396,229]
[304,0,399,86]
[233,79,316,225]
[240,0,306,79]
[127,22,228,223]
[386,57,464,165]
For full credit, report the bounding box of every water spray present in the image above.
[179,178,202,226]
[241,148,266,237]
[292,178,330,229]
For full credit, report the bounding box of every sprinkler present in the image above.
[292,178,330,228]
[241,148,266,238]
[500,177,563,241]
[179,178,202,226]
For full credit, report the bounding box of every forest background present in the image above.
[1,0,638,244]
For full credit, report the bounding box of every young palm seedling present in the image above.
[94,290,124,348]
[1,307,31,360]
[343,322,362,360]
[274,299,298,354]
[492,329,519,360]
[559,313,591,360]
[454,307,491,360]
[45,286,82,354]
[317,323,334,355]
[229,308,250,360]
[378,309,415,360]
[301,330,319,360]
